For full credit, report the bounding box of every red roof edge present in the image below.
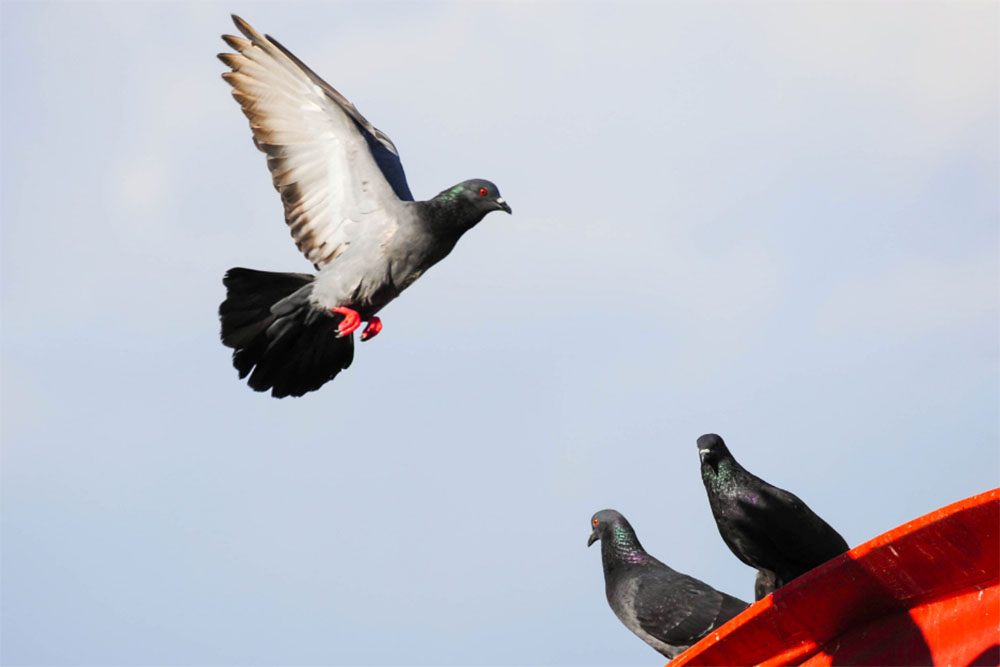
[671,488,1000,666]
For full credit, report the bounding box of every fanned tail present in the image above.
[219,268,354,397]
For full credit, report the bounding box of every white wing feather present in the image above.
[220,16,402,269]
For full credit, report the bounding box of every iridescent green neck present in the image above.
[705,456,741,486]
[434,184,466,203]
[706,459,759,510]
[603,523,650,566]
[717,457,741,481]
[420,185,483,235]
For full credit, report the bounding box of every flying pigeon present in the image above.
[216,15,511,397]
[697,433,850,600]
[587,509,749,660]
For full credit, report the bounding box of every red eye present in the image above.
[478,188,488,196]
[592,518,599,526]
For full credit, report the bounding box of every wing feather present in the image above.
[220,15,407,269]
[635,573,745,648]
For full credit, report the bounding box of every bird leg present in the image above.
[360,316,383,342]
[329,307,361,337]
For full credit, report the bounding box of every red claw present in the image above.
[330,307,361,337]
[360,316,383,342]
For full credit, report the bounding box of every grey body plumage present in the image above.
[216,16,510,397]
[587,509,749,660]
[697,434,849,600]
[307,181,507,316]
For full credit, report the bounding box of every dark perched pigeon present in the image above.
[697,434,850,600]
[587,509,749,660]
[217,15,511,397]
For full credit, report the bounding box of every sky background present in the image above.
[2,2,997,665]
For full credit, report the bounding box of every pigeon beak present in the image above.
[699,449,719,472]
[495,197,512,214]
[587,531,598,547]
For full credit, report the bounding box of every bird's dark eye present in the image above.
[478,188,488,196]
[592,518,599,526]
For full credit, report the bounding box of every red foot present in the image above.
[360,316,383,342]
[330,307,361,337]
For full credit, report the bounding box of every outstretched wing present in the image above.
[219,15,413,269]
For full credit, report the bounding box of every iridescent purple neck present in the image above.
[603,524,652,566]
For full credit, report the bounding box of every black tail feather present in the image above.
[219,268,355,398]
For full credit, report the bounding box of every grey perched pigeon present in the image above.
[217,15,511,397]
[587,509,749,660]
[697,433,849,600]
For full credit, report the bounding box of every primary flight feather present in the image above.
[217,15,511,397]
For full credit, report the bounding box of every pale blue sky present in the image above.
[2,2,997,665]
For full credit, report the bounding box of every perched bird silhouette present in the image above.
[217,15,511,397]
[697,433,850,600]
[587,509,748,660]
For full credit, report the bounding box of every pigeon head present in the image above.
[588,509,652,568]
[697,433,732,473]
[588,509,631,547]
[431,179,511,227]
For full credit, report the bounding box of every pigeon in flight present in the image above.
[697,434,850,600]
[217,15,511,397]
[587,509,749,660]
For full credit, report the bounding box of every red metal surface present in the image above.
[672,488,1000,666]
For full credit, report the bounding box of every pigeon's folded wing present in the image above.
[635,573,732,647]
[754,484,849,568]
[220,15,411,269]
